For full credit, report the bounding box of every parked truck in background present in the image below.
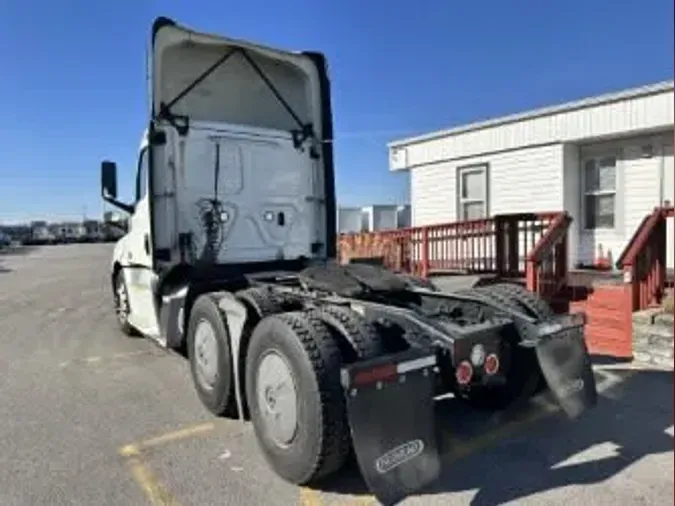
[100,17,598,505]
[0,230,10,248]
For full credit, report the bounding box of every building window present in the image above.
[457,164,488,220]
[583,156,616,229]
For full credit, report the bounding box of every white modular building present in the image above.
[337,207,367,234]
[362,205,412,231]
[388,81,675,269]
[337,205,412,234]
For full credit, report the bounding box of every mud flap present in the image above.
[341,349,441,505]
[534,318,598,419]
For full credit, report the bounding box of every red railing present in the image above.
[338,211,568,298]
[616,205,673,311]
[525,212,572,301]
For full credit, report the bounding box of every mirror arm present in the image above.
[102,195,135,215]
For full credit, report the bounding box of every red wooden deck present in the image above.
[337,206,674,359]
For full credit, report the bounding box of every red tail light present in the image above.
[455,361,473,386]
[484,354,500,375]
[353,363,397,386]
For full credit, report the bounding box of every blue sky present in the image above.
[0,0,672,223]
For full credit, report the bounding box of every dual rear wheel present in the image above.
[185,294,379,484]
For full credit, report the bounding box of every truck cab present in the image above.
[101,17,336,343]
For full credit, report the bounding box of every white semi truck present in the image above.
[101,17,598,505]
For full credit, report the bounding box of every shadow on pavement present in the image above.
[312,368,673,505]
[591,354,633,365]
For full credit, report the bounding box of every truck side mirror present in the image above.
[101,161,118,199]
[100,161,134,214]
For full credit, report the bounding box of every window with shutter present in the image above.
[582,156,616,229]
[457,164,488,220]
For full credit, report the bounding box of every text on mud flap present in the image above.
[558,378,585,397]
[375,439,425,474]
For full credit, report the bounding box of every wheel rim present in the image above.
[115,277,130,324]
[193,319,219,391]
[256,351,298,447]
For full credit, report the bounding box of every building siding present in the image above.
[562,143,581,266]
[411,144,564,226]
[621,141,662,266]
[663,141,674,270]
[391,88,673,170]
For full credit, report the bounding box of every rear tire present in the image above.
[478,282,554,319]
[186,295,238,418]
[245,312,350,485]
[309,305,385,361]
[236,287,285,320]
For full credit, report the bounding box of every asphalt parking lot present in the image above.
[0,243,672,506]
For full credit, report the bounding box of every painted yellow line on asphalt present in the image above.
[119,443,141,458]
[123,448,182,506]
[346,496,378,505]
[119,422,216,506]
[137,422,216,450]
[299,487,323,506]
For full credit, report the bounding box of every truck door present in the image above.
[124,147,160,335]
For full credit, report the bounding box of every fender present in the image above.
[213,292,249,420]
[174,283,250,419]
[158,284,188,349]
[111,235,131,269]
[109,236,134,293]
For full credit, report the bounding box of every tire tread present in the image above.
[309,305,384,361]
[249,311,350,483]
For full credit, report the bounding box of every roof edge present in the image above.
[388,80,674,149]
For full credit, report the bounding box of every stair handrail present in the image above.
[615,207,663,270]
[525,211,572,300]
[615,206,672,311]
[526,212,571,263]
